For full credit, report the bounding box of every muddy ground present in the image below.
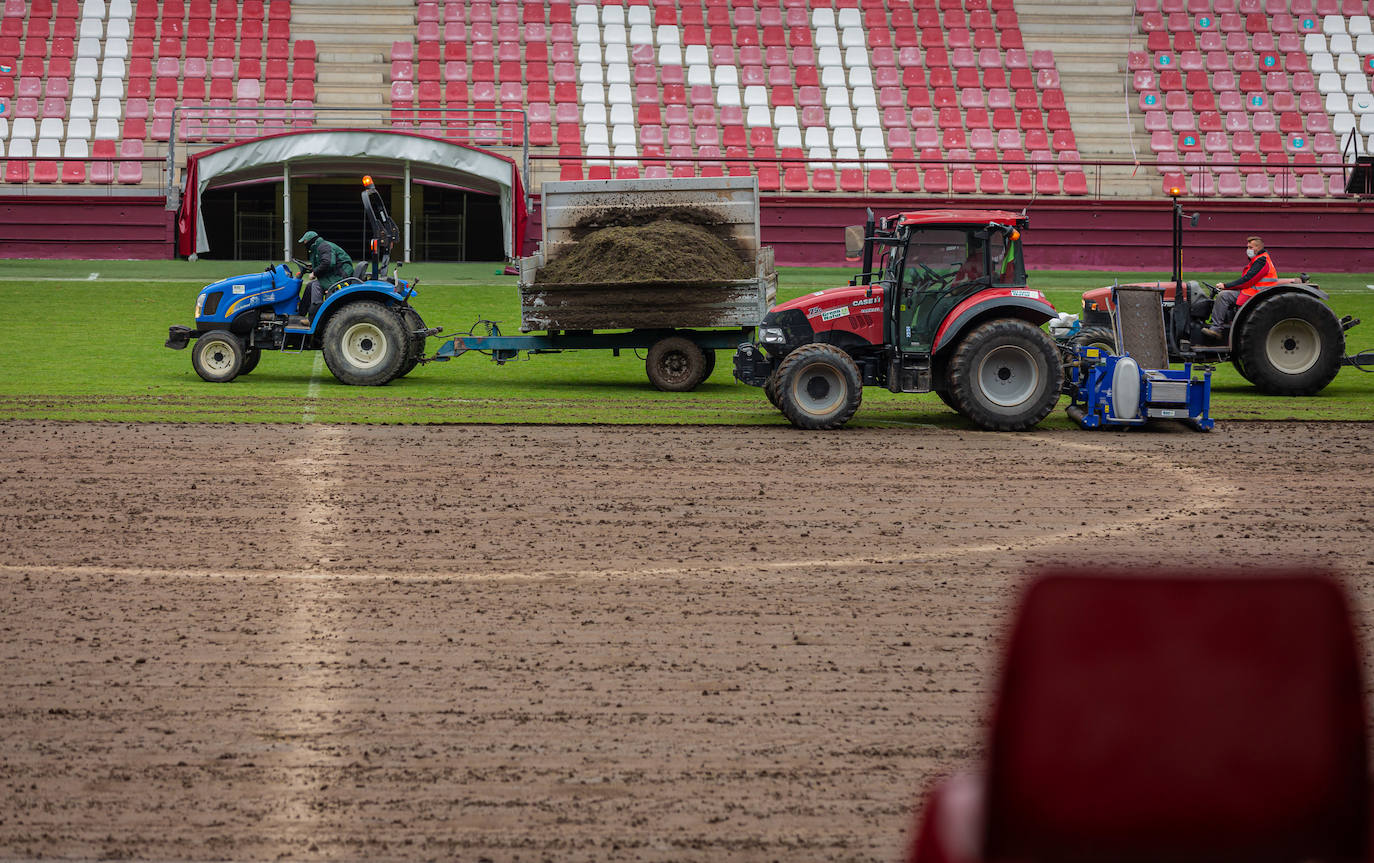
[1,421,1371,862]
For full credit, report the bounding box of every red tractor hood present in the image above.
[770,283,887,346]
[772,283,884,316]
[1082,282,1178,313]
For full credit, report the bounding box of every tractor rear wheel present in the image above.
[395,308,426,379]
[1234,293,1343,395]
[946,319,1062,431]
[322,301,407,386]
[646,336,709,391]
[774,343,863,430]
[1070,326,1117,355]
[239,347,262,375]
[191,330,244,383]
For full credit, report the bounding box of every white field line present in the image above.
[301,353,325,423]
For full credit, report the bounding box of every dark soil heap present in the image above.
[536,219,754,284]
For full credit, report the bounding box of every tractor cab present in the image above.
[869,210,1030,355]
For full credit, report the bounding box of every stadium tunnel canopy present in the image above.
[175,129,528,259]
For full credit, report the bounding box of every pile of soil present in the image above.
[536,219,754,284]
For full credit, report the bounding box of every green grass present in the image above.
[0,259,1370,425]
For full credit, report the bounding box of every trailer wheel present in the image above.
[646,336,709,391]
[1234,293,1344,395]
[191,330,244,383]
[701,348,717,381]
[946,319,1062,431]
[395,308,426,379]
[775,343,863,430]
[1070,326,1118,355]
[321,301,407,386]
[239,347,262,375]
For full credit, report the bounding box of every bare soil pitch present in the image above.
[2,421,1371,862]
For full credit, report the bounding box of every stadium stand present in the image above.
[0,0,314,184]
[0,0,1365,200]
[385,0,1086,193]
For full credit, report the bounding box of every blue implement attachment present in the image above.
[1066,347,1214,431]
[1065,283,1214,431]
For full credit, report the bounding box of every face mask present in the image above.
[1246,248,1256,258]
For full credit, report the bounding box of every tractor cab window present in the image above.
[989,230,1025,286]
[897,226,1004,352]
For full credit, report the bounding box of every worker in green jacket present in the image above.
[296,230,354,321]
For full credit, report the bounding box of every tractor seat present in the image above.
[353,261,370,280]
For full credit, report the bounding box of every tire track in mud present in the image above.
[0,433,1241,583]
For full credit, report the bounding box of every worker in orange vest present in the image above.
[1203,235,1280,339]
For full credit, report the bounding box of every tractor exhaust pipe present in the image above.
[859,208,875,286]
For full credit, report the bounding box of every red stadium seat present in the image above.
[907,571,1370,863]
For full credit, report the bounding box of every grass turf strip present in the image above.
[0,262,1370,425]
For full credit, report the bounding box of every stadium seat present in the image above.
[907,571,1371,863]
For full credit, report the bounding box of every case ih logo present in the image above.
[851,296,880,307]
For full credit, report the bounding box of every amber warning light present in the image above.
[362,175,374,187]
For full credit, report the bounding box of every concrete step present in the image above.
[289,10,415,29]
[318,69,385,86]
[318,51,386,65]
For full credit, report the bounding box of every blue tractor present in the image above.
[165,177,436,386]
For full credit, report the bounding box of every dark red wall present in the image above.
[757,197,1374,273]
[523,195,1374,273]
[0,196,175,259]
[6,192,1370,273]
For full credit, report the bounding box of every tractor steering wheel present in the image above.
[291,257,311,279]
[1199,280,1219,299]
[917,263,955,291]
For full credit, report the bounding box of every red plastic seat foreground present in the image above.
[908,570,1370,863]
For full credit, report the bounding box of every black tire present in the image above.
[395,308,426,379]
[191,330,244,383]
[1234,293,1344,395]
[321,301,408,386]
[945,319,1063,431]
[1070,325,1117,355]
[646,336,709,391]
[764,369,782,408]
[239,347,262,375]
[774,343,863,430]
[701,348,717,381]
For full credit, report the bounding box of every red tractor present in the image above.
[733,209,1064,431]
[1072,193,1361,396]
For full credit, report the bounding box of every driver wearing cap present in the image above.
[296,230,354,322]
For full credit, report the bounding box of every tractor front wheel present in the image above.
[395,308,427,379]
[1069,326,1118,355]
[946,319,1063,431]
[1234,293,1343,395]
[646,336,709,391]
[321,301,407,386]
[764,369,783,408]
[774,343,863,430]
[239,347,262,375]
[191,330,245,383]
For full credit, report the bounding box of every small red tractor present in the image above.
[733,209,1064,430]
[1072,193,1361,396]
